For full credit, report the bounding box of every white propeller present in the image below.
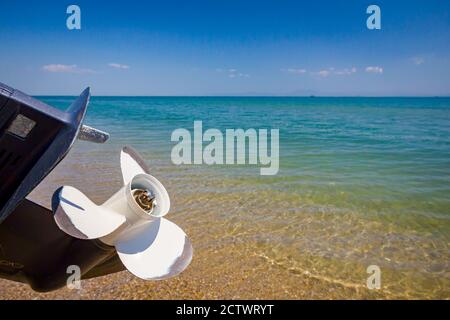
[52,146,193,280]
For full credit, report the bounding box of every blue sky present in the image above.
[0,0,449,96]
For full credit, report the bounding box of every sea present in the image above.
[29,96,450,299]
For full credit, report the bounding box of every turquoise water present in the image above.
[38,96,450,298]
[45,96,450,219]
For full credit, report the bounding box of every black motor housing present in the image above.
[0,83,124,292]
[0,199,123,292]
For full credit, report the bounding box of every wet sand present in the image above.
[0,243,387,300]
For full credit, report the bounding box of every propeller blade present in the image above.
[53,186,126,240]
[115,218,193,280]
[120,146,150,185]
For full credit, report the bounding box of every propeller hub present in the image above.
[133,189,157,213]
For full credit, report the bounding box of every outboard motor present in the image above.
[0,83,192,291]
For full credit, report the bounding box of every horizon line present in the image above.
[32,94,450,98]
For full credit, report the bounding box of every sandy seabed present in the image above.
[0,146,448,300]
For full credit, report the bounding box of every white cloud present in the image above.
[309,67,357,77]
[229,72,250,78]
[42,64,96,74]
[108,63,130,70]
[411,57,425,65]
[335,67,357,75]
[285,68,307,74]
[310,69,331,77]
[217,68,250,78]
[365,66,383,74]
[317,70,330,77]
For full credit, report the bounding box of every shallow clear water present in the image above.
[33,96,450,298]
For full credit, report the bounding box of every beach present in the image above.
[0,96,449,299]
